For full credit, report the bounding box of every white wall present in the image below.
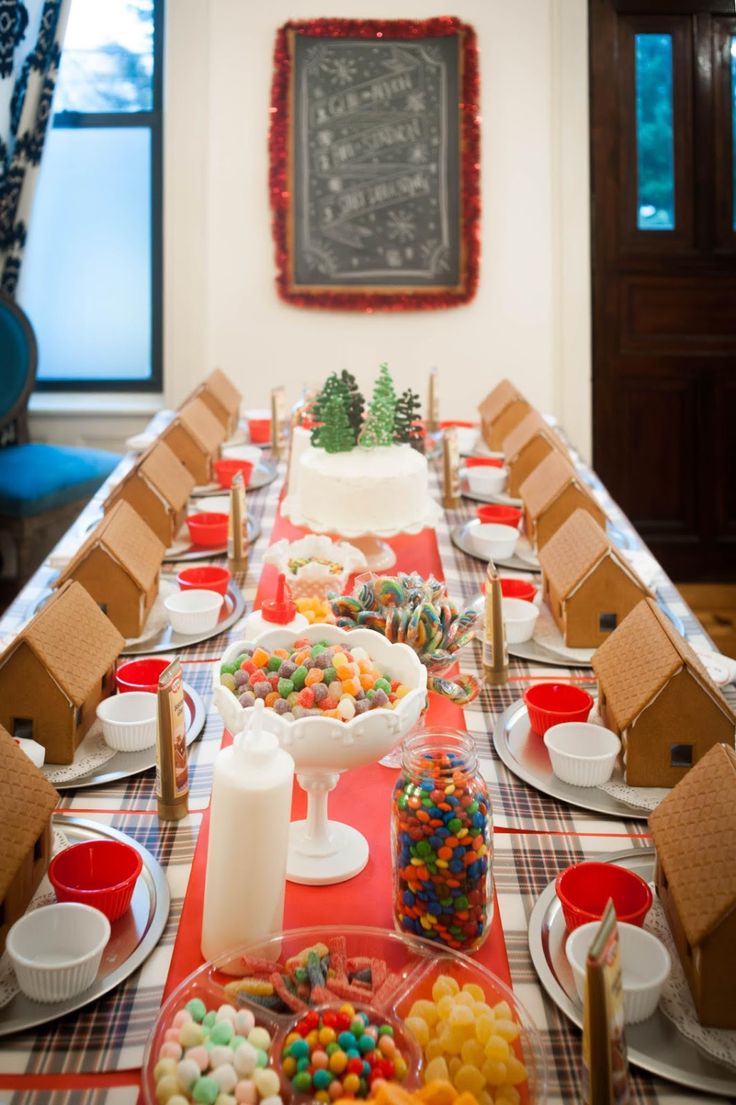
[31,0,592,460]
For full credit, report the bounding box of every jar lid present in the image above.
[261,573,297,624]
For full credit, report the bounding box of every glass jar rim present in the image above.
[401,727,479,776]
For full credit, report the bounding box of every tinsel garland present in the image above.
[268,17,480,312]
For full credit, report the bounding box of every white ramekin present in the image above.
[164,589,224,634]
[543,722,621,786]
[470,522,519,560]
[502,596,540,643]
[566,920,671,1023]
[6,903,111,1004]
[464,466,509,496]
[96,692,158,752]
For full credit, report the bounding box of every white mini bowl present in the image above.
[502,596,540,643]
[566,921,671,1024]
[464,465,508,496]
[6,903,110,1004]
[543,722,621,787]
[470,522,519,560]
[96,692,158,752]
[164,589,224,634]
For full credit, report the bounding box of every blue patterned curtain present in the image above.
[0,0,71,295]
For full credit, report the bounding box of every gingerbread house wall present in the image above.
[0,820,52,953]
[108,474,177,547]
[199,389,237,435]
[161,423,213,484]
[508,436,557,497]
[621,668,733,788]
[67,547,155,638]
[482,399,531,451]
[563,559,648,648]
[533,485,606,550]
[0,642,77,764]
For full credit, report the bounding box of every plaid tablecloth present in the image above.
[0,435,733,1104]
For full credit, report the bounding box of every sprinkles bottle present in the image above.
[391,728,493,952]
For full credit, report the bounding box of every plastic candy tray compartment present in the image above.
[142,926,547,1105]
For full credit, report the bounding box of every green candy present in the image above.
[325,1042,339,1056]
[278,678,295,697]
[210,1020,233,1045]
[192,1076,219,1105]
[267,655,282,672]
[255,1048,268,1068]
[294,966,308,982]
[220,662,238,676]
[374,677,391,694]
[378,1024,394,1037]
[231,1035,247,1050]
[416,840,432,857]
[296,1057,310,1073]
[323,666,337,685]
[293,1071,313,1092]
[448,818,462,832]
[311,644,326,657]
[202,1011,216,1028]
[467,801,479,813]
[292,665,308,690]
[455,895,469,910]
[185,997,207,1022]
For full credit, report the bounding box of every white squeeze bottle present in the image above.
[243,572,309,640]
[201,699,294,962]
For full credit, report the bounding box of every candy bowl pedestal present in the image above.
[213,625,427,886]
[347,533,397,571]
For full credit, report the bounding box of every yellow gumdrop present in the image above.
[481,1059,508,1087]
[477,1092,493,1105]
[405,1015,430,1047]
[442,1029,464,1057]
[473,1002,493,1019]
[504,1056,528,1086]
[437,994,456,1020]
[425,1040,447,1063]
[424,1057,450,1083]
[448,1057,463,1080]
[409,999,440,1027]
[448,1004,474,1028]
[436,974,459,996]
[475,1015,496,1045]
[460,1038,485,1068]
[494,1019,521,1043]
[484,1035,510,1063]
[453,1064,486,1097]
[453,991,474,1008]
[461,982,486,1002]
[495,1087,521,1105]
[492,1001,512,1021]
[432,977,454,1002]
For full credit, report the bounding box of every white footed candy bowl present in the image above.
[213,625,427,886]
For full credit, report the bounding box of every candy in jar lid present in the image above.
[261,572,297,624]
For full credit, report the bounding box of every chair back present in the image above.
[0,292,36,445]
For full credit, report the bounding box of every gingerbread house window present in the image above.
[599,612,617,632]
[0,901,5,926]
[33,832,44,863]
[670,743,693,768]
[75,706,83,728]
[12,717,33,739]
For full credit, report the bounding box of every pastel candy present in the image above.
[233,1042,257,1077]
[234,1079,256,1104]
[176,1058,201,1089]
[210,1064,238,1094]
[209,1045,234,1069]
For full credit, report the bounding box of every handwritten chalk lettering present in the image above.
[309,67,418,127]
[323,117,425,170]
[319,171,431,228]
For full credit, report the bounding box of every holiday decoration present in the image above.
[360,366,397,448]
[394,389,424,450]
[320,396,355,454]
[310,374,351,447]
[340,370,365,439]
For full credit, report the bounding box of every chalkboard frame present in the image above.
[269,17,480,311]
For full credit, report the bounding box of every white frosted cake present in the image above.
[285,443,433,536]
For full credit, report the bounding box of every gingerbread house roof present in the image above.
[649,743,736,946]
[204,369,241,415]
[0,724,58,902]
[0,581,123,708]
[106,441,194,514]
[519,449,592,521]
[538,509,648,602]
[591,598,736,733]
[502,410,566,465]
[478,379,526,424]
[56,499,165,595]
[175,397,227,454]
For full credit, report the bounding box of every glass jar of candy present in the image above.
[391,728,493,953]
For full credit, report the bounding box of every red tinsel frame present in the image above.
[269,17,480,312]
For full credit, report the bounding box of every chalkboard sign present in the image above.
[270,19,480,311]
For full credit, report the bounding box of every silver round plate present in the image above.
[450,521,541,573]
[0,815,170,1038]
[163,516,261,562]
[121,579,246,656]
[190,459,278,498]
[528,847,736,1097]
[493,699,652,821]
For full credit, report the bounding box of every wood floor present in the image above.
[676,584,736,660]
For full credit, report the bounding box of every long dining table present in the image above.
[0,422,733,1105]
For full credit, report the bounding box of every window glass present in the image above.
[55,0,154,113]
[635,33,675,230]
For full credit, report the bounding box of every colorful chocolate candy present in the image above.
[391,734,492,952]
[220,640,410,721]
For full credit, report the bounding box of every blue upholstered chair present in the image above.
[0,292,121,591]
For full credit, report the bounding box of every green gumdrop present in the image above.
[220,662,238,676]
[192,1075,219,1104]
[267,655,282,672]
[293,1071,313,1092]
[292,665,308,690]
[210,1020,233,1045]
[185,997,207,1022]
[374,677,391,694]
[310,644,326,657]
[278,678,295,697]
[202,1011,216,1028]
[323,666,337,685]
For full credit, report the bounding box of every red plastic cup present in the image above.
[523,682,594,735]
[214,458,254,489]
[555,861,653,932]
[186,512,228,548]
[499,578,537,602]
[247,417,271,444]
[177,565,231,596]
[49,840,143,922]
[476,505,523,528]
[465,456,504,468]
[115,657,170,694]
[439,420,477,429]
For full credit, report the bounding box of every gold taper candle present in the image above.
[483,560,508,685]
[427,368,440,433]
[270,386,286,459]
[228,470,248,573]
[442,428,461,509]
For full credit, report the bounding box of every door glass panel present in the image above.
[635,33,675,230]
[731,36,736,231]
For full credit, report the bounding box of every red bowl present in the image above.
[465,456,504,468]
[214,458,254,489]
[499,578,537,602]
[476,504,522,527]
[247,417,271,444]
[556,861,653,932]
[49,840,143,922]
[523,682,594,735]
[115,657,170,694]
[177,565,231,596]
[439,420,477,429]
[186,512,228,548]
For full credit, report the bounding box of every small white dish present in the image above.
[220,443,262,464]
[7,903,110,1004]
[96,692,158,752]
[566,921,671,1024]
[502,596,540,643]
[543,722,621,787]
[455,427,480,455]
[470,522,519,560]
[164,589,224,635]
[464,465,508,496]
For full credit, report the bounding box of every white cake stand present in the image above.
[280,496,442,570]
[213,625,427,886]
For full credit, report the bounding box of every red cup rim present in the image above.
[49,840,143,895]
[187,512,228,526]
[523,683,594,714]
[115,657,169,691]
[555,862,653,924]
[177,566,231,583]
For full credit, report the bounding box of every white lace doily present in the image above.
[646,897,736,1070]
[41,720,117,784]
[597,779,669,812]
[0,828,70,1007]
[533,604,595,665]
[124,578,177,646]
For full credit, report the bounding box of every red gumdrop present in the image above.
[299,687,315,708]
[347,1058,363,1075]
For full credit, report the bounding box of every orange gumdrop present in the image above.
[265,691,279,708]
[305,668,324,686]
[359,673,375,690]
[341,678,360,697]
[252,647,270,668]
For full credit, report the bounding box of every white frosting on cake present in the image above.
[285,443,433,536]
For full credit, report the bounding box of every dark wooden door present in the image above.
[590,0,736,580]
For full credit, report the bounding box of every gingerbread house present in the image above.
[0,581,124,764]
[0,724,58,952]
[54,500,165,638]
[477,379,532,451]
[592,598,736,788]
[538,509,651,648]
[519,450,606,551]
[502,410,569,497]
[160,397,226,484]
[649,743,736,1028]
[105,441,194,547]
[193,369,242,436]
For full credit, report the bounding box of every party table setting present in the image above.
[0,368,734,1105]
